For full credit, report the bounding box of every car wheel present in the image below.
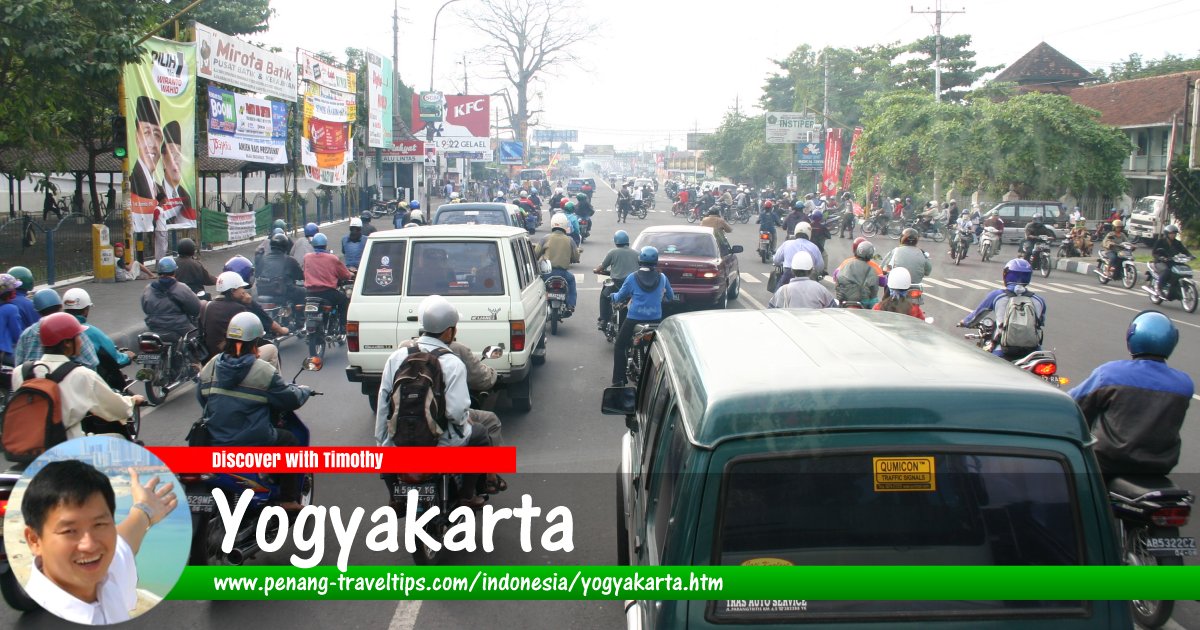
[531,335,547,366]
[717,290,729,310]
[727,278,740,300]
[615,471,630,566]
[509,376,532,413]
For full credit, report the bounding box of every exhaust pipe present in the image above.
[227,540,260,566]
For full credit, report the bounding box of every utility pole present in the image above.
[462,54,468,93]
[822,49,830,130]
[393,1,400,84]
[912,1,964,205]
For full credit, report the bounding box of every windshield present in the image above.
[1134,198,1160,214]
[406,241,505,296]
[635,232,718,258]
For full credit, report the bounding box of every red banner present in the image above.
[148,447,517,473]
[842,127,863,191]
[409,94,491,137]
[820,128,843,197]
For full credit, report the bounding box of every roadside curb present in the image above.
[1056,257,1094,276]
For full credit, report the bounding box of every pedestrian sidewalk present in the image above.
[35,220,352,350]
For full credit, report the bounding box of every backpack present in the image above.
[387,345,454,446]
[998,293,1041,354]
[2,361,81,463]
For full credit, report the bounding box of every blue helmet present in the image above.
[304,222,319,237]
[1002,258,1033,286]
[223,255,254,284]
[272,227,284,237]
[32,289,62,312]
[1127,310,1179,358]
[614,230,630,246]
[409,200,420,210]
[157,257,178,274]
[794,201,804,210]
[811,210,823,221]
[638,246,659,265]
[312,233,329,249]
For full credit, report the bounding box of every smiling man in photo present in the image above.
[20,460,178,625]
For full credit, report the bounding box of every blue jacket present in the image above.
[13,293,39,330]
[197,353,311,446]
[612,268,674,321]
[73,314,130,367]
[341,234,367,268]
[0,303,22,355]
[565,213,580,236]
[759,210,780,231]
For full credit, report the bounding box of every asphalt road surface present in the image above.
[3,178,1197,629]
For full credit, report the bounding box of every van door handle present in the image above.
[407,316,417,322]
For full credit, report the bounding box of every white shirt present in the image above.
[11,355,134,439]
[374,336,471,446]
[633,188,643,201]
[25,535,137,625]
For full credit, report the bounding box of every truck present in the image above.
[1127,195,1168,242]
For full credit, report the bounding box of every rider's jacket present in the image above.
[198,353,311,446]
[612,268,674,321]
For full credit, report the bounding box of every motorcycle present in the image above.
[1022,235,1054,278]
[544,273,571,335]
[256,284,306,344]
[859,211,891,238]
[135,329,202,405]
[184,358,322,566]
[979,226,1001,262]
[1143,254,1198,313]
[304,292,346,359]
[625,322,659,385]
[891,218,945,242]
[577,216,592,242]
[960,314,1067,388]
[686,203,703,224]
[1094,242,1138,289]
[732,204,752,224]
[1108,476,1195,628]
[757,230,775,264]
[1057,234,1091,259]
[950,227,973,266]
[632,199,649,220]
[370,199,399,219]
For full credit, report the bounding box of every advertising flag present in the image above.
[820,128,843,197]
[195,22,296,101]
[123,37,197,232]
[410,94,491,151]
[842,127,863,191]
[206,87,288,164]
[366,49,393,149]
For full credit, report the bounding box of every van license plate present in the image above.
[137,354,161,365]
[1145,536,1197,557]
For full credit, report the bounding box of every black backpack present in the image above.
[387,346,454,446]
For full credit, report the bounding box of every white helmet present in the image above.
[794,221,812,238]
[550,213,570,231]
[349,217,363,228]
[519,191,530,198]
[790,251,815,271]
[555,187,563,194]
[62,288,92,310]
[418,295,459,334]
[216,270,249,293]
[886,267,913,291]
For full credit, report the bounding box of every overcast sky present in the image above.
[255,0,1199,151]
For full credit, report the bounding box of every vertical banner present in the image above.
[298,49,356,186]
[842,127,863,191]
[366,49,393,149]
[123,37,197,232]
[820,128,843,197]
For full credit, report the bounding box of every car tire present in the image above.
[727,278,741,300]
[531,335,547,366]
[509,376,532,413]
[616,470,630,566]
[717,290,729,310]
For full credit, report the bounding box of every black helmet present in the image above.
[900,228,919,245]
[360,210,372,222]
[177,238,196,256]
[269,233,290,251]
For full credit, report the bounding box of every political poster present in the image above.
[123,37,197,232]
[207,87,288,164]
[299,50,355,186]
[195,22,296,101]
[410,94,490,151]
[366,49,394,149]
[820,128,844,196]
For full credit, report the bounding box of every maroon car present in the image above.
[632,225,743,309]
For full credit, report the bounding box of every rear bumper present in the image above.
[672,284,724,304]
[347,361,530,394]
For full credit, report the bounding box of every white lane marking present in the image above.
[573,273,584,283]
[1194,394,1200,402]
[1089,298,1200,330]
[1048,282,1100,295]
[739,272,762,284]
[1029,283,1070,293]
[760,272,772,279]
[921,277,958,288]
[389,600,422,630]
[945,278,992,290]
[971,279,1002,288]
[738,289,769,311]
[922,292,973,313]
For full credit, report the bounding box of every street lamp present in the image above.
[426,0,464,217]
[429,0,464,91]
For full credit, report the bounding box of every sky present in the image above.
[253,0,1200,151]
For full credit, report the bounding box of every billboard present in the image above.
[298,50,355,186]
[366,49,393,149]
[796,141,823,171]
[195,22,296,101]
[532,129,578,143]
[499,141,525,165]
[379,140,425,164]
[582,144,615,156]
[206,87,288,164]
[124,37,197,232]
[410,94,491,151]
[765,112,819,144]
[686,133,711,150]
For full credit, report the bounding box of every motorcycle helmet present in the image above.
[39,312,85,346]
[1164,224,1180,235]
[855,241,876,260]
[360,210,373,222]
[763,200,774,210]
[304,222,319,237]
[418,295,459,334]
[1002,258,1033,286]
[1112,219,1124,228]
[177,238,197,256]
[614,230,630,246]
[638,246,659,265]
[555,187,563,194]
[156,257,178,274]
[790,251,815,271]
[794,222,812,238]
[794,201,804,210]
[273,228,285,236]
[32,289,62,312]
[270,233,290,251]
[0,273,20,295]
[852,236,867,252]
[226,311,265,343]
[409,200,421,210]
[565,201,577,213]
[560,198,569,209]
[811,210,823,221]
[1126,310,1179,359]
[900,228,920,245]
[216,270,249,294]
[312,233,329,249]
[6,266,33,290]
[61,288,92,310]
[273,219,287,231]
[519,191,529,199]
[886,267,913,291]
[349,217,363,228]
[223,255,254,283]
[576,193,587,202]
[550,213,570,231]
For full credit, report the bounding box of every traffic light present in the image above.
[111,116,127,159]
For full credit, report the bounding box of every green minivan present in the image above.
[602,308,1129,629]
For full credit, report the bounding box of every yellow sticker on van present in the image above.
[741,558,794,567]
[873,457,936,492]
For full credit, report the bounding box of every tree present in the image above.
[896,35,1003,101]
[705,112,790,186]
[461,0,596,152]
[1093,51,1200,83]
[1167,152,1200,236]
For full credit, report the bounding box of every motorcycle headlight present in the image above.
[980,317,994,329]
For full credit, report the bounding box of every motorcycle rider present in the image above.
[882,229,933,286]
[255,219,289,268]
[594,230,641,331]
[575,192,595,222]
[758,200,780,252]
[1100,219,1131,279]
[201,270,283,371]
[6,266,40,329]
[768,251,836,309]
[610,246,674,386]
[701,206,734,250]
[838,192,856,238]
[950,210,975,256]
[0,274,25,365]
[256,233,306,316]
[874,267,926,320]
[360,211,378,237]
[549,187,565,211]
[15,289,101,370]
[1150,224,1195,299]
[773,222,825,283]
[342,218,367,271]
[374,296,491,507]
[303,234,352,333]
[958,259,1048,359]
[982,210,1005,253]
[291,222,318,270]
[534,214,579,315]
[809,210,831,256]
[834,241,884,308]
[783,201,809,236]
[172,238,216,296]
[1021,215,1056,260]
[632,182,645,215]
[62,288,135,390]
[140,257,201,346]
[1068,218,1092,257]
[197,312,312,511]
[563,201,583,247]
[1069,311,1192,476]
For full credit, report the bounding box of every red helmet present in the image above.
[852,236,867,253]
[559,198,569,208]
[39,312,85,346]
[764,200,774,209]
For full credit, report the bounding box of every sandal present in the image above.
[485,474,508,494]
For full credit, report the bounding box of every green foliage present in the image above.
[704,112,790,186]
[1167,151,1200,234]
[1092,51,1200,83]
[189,1,273,38]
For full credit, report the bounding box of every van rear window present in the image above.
[360,241,406,296]
[406,242,505,297]
[436,210,509,226]
[711,451,1083,620]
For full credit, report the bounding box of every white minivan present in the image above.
[344,225,548,412]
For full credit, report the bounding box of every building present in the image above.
[992,42,1095,94]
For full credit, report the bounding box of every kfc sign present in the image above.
[411,94,490,139]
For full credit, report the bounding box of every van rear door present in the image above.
[350,239,409,374]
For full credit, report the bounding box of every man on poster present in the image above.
[131,96,164,205]
[160,120,196,224]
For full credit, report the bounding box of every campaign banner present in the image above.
[303,82,356,123]
[300,52,355,186]
[410,94,490,151]
[765,112,820,144]
[199,206,272,243]
[842,126,863,190]
[123,37,198,232]
[366,50,394,149]
[796,141,823,171]
[820,128,843,196]
[206,87,288,164]
[499,141,524,165]
[195,22,296,101]
[380,140,426,164]
[298,49,356,93]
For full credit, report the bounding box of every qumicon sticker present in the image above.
[872,456,936,492]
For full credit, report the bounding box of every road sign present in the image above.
[765,113,820,144]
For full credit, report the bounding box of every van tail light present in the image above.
[399,472,437,484]
[1032,362,1057,376]
[1151,507,1191,527]
[510,320,526,352]
[347,321,359,353]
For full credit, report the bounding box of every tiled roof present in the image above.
[1068,71,1200,127]
[993,42,1094,88]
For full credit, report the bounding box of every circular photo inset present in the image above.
[2,435,188,625]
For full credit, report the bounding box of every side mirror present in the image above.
[730,245,744,254]
[304,357,323,371]
[602,386,637,416]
